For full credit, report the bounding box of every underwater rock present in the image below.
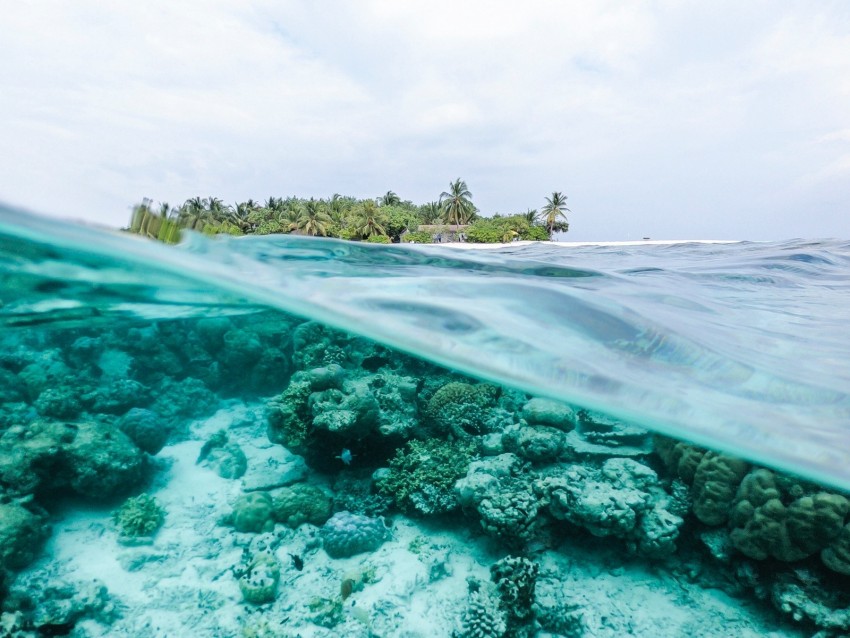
[240,444,306,491]
[271,483,333,528]
[533,578,586,637]
[16,350,71,401]
[767,567,850,631]
[33,386,82,419]
[224,492,276,533]
[151,376,218,420]
[0,420,145,500]
[377,438,478,516]
[535,457,685,558]
[575,409,650,447]
[501,424,565,463]
[0,368,25,404]
[321,511,388,558]
[63,421,147,499]
[119,407,171,455]
[236,551,280,605]
[455,454,527,512]
[83,379,150,415]
[0,499,50,572]
[3,577,118,635]
[478,488,539,548]
[520,397,576,432]
[196,430,247,480]
[112,493,165,544]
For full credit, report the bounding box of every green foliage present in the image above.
[125,186,572,244]
[254,220,282,235]
[365,234,391,244]
[379,438,478,515]
[402,230,433,244]
[113,494,165,539]
[381,205,421,241]
[466,215,549,243]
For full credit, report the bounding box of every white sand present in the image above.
[416,239,742,250]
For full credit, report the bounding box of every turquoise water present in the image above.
[2,205,850,637]
[3,207,849,490]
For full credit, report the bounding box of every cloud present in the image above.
[1,1,849,239]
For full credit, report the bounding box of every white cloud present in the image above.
[1,1,849,239]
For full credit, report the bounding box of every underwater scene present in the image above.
[1,208,850,637]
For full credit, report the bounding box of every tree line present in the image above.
[126,178,570,245]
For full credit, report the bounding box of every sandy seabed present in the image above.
[13,402,801,638]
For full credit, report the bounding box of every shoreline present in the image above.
[416,238,743,249]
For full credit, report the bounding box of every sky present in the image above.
[1,1,849,241]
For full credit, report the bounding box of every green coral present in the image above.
[225,492,275,533]
[426,382,499,437]
[272,484,333,528]
[729,469,850,563]
[112,494,165,541]
[378,438,478,515]
[690,451,750,525]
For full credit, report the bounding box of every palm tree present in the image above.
[355,200,387,238]
[539,192,570,238]
[230,201,257,232]
[206,197,231,223]
[522,208,538,225]
[440,178,475,227]
[296,199,332,236]
[420,201,442,225]
[379,190,401,207]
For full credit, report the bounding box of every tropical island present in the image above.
[126,178,571,245]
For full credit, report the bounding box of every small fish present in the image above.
[289,553,303,571]
[341,577,355,601]
[336,448,354,465]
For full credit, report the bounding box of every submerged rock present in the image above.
[321,511,388,558]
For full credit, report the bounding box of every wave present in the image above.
[2,204,850,490]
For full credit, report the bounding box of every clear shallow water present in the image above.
[2,206,849,491]
[4,204,850,637]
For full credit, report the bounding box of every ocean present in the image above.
[1,205,849,636]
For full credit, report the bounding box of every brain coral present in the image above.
[321,511,388,559]
[690,451,750,526]
[729,469,850,563]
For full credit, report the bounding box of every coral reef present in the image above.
[426,381,500,438]
[0,420,146,500]
[0,499,50,572]
[119,407,170,455]
[378,438,478,515]
[271,483,333,528]
[321,511,388,558]
[2,577,118,636]
[223,492,276,534]
[235,551,280,605]
[535,457,686,558]
[197,430,247,479]
[490,555,538,632]
[112,493,165,542]
[455,584,508,638]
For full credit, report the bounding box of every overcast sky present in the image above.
[1,2,849,240]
